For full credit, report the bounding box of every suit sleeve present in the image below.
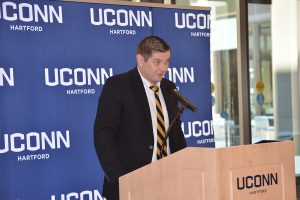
[169,82,187,152]
[94,77,127,183]
[173,107,187,149]
[173,116,187,151]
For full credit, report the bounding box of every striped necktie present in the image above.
[150,85,167,159]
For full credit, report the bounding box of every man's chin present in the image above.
[157,76,164,81]
[151,77,163,84]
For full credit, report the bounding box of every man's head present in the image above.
[136,36,171,85]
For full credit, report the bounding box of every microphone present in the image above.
[169,88,197,112]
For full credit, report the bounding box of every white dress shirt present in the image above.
[138,68,171,162]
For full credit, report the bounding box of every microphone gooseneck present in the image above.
[169,88,197,112]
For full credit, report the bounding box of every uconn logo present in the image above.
[90,8,152,27]
[0,130,70,154]
[175,12,210,30]
[182,120,214,139]
[237,173,278,190]
[0,2,63,23]
[45,68,113,86]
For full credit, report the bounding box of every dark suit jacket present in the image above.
[94,67,186,200]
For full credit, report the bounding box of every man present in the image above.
[94,36,186,200]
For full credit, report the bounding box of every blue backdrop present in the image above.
[0,1,212,199]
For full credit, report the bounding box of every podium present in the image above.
[119,141,296,200]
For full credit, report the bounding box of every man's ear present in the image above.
[136,54,144,66]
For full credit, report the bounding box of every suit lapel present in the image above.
[130,68,152,126]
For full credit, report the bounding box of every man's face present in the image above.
[137,51,170,85]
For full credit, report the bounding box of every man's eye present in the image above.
[153,61,160,65]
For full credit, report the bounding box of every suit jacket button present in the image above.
[149,145,153,150]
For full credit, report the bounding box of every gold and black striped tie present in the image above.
[150,85,167,159]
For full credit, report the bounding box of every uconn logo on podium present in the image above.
[237,172,278,190]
